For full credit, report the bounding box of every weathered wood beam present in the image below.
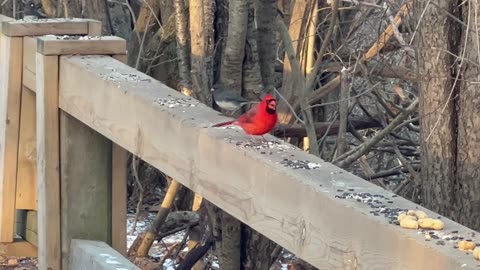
[70,239,139,270]
[23,35,126,93]
[15,87,37,210]
[36,51,61,270]
[0,18,97,37]
[111,54,128,257]
[35,36,127,269]
[60,112,112,269]
[37,36,126,56]
[0,34,23,243]
[23,37,37,92]
[58,55,480,270]
[111,143,127,256]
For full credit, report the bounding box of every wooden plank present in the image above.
[15,87,37,210]
[36,52,61,270]
[0,35,23,243]
[0,237,37,257]
[58,55,480,270]
[87,20,102,36]
[111,144,127,256]
[70,239,139,270]
[111,54,127,256]
[60,111,112,269]
[22,37,37,92]
[0,19,90,37]
[37,36,126,56]
[112,54,128,63]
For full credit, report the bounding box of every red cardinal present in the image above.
[212,94,278,137]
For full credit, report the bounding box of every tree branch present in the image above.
[333,98,419,168]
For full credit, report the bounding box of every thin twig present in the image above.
[159,242,182,267]
[141,0,164,31]
[131,155,144,235]
[135,12,152,70]
[305,0,339,93]
[306,82,379,110]
[318,113,339,156]
[172,226,192,269]
[273,87,304,124]
[390,135,420,184]
[334,98,419,168]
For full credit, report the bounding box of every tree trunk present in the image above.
[241,226,277,270]
[242,0,263,99]
[219,0,248,93]
[189,0,214,104]
[255,0,277,91]
[277,0,309,124]
[455,0,480,230]
[174,0,193,97]
[416,1,460,218]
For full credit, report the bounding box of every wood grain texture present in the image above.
[22,37,37,92]
[15,87,37,210]
[0,19,90,37]
[0,35,23,243]
[111,54,127,256]
[87,20,102,36]
[70,239,139,270]
[36,53,61,270]
[112,54,127,63]
[111,143,127,256]
[60,111,112,269]
[57,55,480,270]
[37,36,126,56]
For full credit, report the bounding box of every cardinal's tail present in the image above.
[212,120,236,127]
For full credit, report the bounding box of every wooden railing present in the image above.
[1,18,480,270]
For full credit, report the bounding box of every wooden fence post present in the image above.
[0,18,103,257]
[36,51,61,270]
[0,33,23,243]
[59,111,112,269]
[111,54,128,256]
[35,35,127,269]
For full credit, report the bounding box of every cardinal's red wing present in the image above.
[237,104,258,124]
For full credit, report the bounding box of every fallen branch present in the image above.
[129,179,182,257]
[176,238,215,270]
[363,0,412,61]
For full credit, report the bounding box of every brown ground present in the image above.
[0,256,37,270]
